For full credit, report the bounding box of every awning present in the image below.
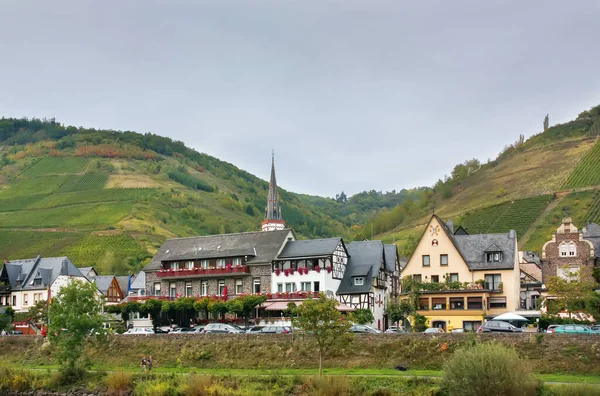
[491,312,529,321]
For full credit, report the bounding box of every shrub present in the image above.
[542,384,600,396]
[135,379,176,396]
[440,342,539,396]
[105,371,133,395]
[304,376,352,396]
[177,375,213,396]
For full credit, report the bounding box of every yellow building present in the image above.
[400,215,520,331]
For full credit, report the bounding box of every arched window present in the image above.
[568,242,576,256]
[559,243,568,257]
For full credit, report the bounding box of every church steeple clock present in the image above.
[261,152,286,231]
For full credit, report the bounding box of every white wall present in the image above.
[270,270,341,295]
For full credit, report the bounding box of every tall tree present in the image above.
[48,280,106,374]
[293,293,353,376]
[544,114,550,131]
[226,295,267,328]
[352,308,375,325]
[139,299,164,331]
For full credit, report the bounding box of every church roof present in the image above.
[264,155,283,222]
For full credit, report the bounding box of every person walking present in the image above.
[147,355,153,372]
[140,356,147,372]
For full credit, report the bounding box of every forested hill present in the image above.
[0,117,408,274]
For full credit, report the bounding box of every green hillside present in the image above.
[1,105,600,272]
[0,118,408,273]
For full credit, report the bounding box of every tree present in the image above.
[293,293,353,376]
[208,300,228,320]
[286,302,298,342]
[226,295,267,328]
[352,308,374,325]
[193,297,211,321]
[544,114,550,131]
[27,300,49,324]
[385,298,414,328]
[139,299,164,331]
[48,280,106,373]
[544,266,599,321]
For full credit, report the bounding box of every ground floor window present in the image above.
[201,281,208,296]
[218,280,225,296]
[169,283,176,297]
[463,321,482,331]
[285,283,296,292]
[467,297,483,309]
[277,283,283,293]
[301,282,311,292]
[432,297,446,310]
[185,282,192,297]
[489,297,507,309]
[154,282,161,296]
[235,279,243,294]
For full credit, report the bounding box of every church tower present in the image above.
[261,153,286,231]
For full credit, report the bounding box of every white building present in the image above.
[0,256,89,312]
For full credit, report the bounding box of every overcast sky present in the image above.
[1,1,599,197]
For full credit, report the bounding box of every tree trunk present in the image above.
[319,350,322,377]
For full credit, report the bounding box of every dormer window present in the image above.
[185,261,194,270]
[354,277,365,286]
[485,252,502,262]
[233,257,242,266]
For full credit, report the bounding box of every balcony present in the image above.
[157,265,250,278]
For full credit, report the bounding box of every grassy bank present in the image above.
[2,333,600,375]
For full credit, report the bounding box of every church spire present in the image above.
[261,151,286,231]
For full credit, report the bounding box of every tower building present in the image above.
[261,153,286,231]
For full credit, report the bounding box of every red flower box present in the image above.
[314,266,321,273]
[326,266,332,273]
[275,268,281,276]
[284,269,289,277]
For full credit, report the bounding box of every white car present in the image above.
[123,327,155,335]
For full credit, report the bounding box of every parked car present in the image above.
[451,328,465,333]
[245,326,265,334]
[424,328,445,334]
[591,325,600,332]
[546,325,561,334]
[169,327,194,334]
[191,326,205,334]
[554,325,600,334]
[203,323,245,334]
[153,328,169,334]
[123,327,155,335]
[350,324,382,334]
[477,321,523,333]
[385,325,407,334]
[258,326,291,334]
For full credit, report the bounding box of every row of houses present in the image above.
[1,157,599,331]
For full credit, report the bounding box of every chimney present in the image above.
[509,230,516,239]
[446,220,454,234]
[61,259,68,274]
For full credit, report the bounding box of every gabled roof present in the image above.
[3,256,84,291]
[116,276,130,296]
[337,240,384,294]
[130,271,146,290]
[92,276,116,294]
[78,267,97,277]
[143,229,295,271]
[452,232,517,270]
[277,238,344,259]
[484,243,502,252]
[384,244,398,272]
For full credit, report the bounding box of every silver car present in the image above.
[203,323,244,334]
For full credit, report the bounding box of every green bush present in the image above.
[440,342,539,396]
[177,375,213,396]
[542,384,600,396]
[105,371,133,395]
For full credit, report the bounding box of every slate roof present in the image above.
[2,256,84,291]
[451,231,517,270]
[384,244,398,272]
[143,229,295,271]
[130,271,146,291]
[116,276,130,296]
[92,276,115,294]
[399,256,409,270]
[78,267,97,277]
[277,238,343,259]
[583,223,600,258]
[337,240,384,294]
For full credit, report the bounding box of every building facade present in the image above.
[0,256,88,312]
[399,215,520,332]
[541,218,598,282]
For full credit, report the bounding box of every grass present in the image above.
[0,230,84,259]
[20,157,89,177]
[0,202,132,228]
[0,175,70,198]
[582,190,600,224]
[521,191,598,251]
[563,138,600,188]
[27,188,155,209]
[0,194,48,212]
[455,195,553,237]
